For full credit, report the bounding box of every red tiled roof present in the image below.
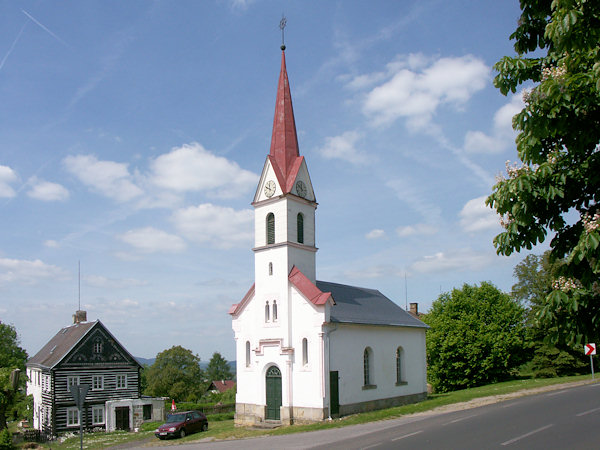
[288,266,333,306]
[229,283,255,316]
[208,380,235,393]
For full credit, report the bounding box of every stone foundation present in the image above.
[338,391,427,416]
[235,403,328,426]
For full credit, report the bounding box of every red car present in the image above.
[155,410,208,439]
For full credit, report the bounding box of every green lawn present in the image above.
[32,375,596,448]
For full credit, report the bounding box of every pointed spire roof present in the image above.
[268,49,304,193]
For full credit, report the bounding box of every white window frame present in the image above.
[116,374,127,389]
[67,376,80,388]
[67,407,80,427]
[92,375,104,390]
[92,405,105,425]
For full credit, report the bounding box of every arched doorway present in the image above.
[265,366,282,420]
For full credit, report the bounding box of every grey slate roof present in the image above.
[316,280,428,328]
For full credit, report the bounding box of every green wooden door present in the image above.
[329,371,339,416]
[265,366,282,420]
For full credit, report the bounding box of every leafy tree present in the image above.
[486,0,600,346]
[144,346,206,402]
[512,252,587,376]
[0,322,28,430]
[205,352,233,382]
[423,282,527,392]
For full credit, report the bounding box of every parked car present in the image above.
[155,410,208,439]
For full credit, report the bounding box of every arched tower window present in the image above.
[297,213,304,244]
[363,347,373,386]
[265,301,270,322]
[266,213,275,244]
[269,262,273,275]
[396,347,405,384]
[302,338,308,366]
[272,300,278,321]
[245,341,251,367]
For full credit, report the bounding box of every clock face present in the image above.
[295,180,307,198]
[264,180,276,198]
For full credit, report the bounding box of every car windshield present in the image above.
[165,413,186,423]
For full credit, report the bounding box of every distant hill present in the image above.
[135,357,236,375]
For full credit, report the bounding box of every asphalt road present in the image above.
[149,381,600,450]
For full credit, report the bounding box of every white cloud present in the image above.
[172,203,253,249]
[366,229,386,240]
[410,250,494,274]
[149,142,258,198]
[464,94,523,154]
[0,165,18,198]
[44,240,60,248]
[27,177,69,201]
[316,131,369,165]
[0,257,68,285]
[396,223,438,237]
[361,53,489,129]
[117,227,186,253]
[63,154,143,202]
[84,274,147,289]
[459,196,500,232]
[386,178,442,223]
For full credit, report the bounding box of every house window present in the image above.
[92,405,105,425]
[396,347,406,384]
[363,347,374,387]
[93,340,103,354]
[266,213,275,244]
[67,376,80,388]
[269,262,273,275]
[302,338,308,366]
[143,404,152,421]
[245,341,251,367]
[116,374,127,389]
[265,301,270,322]
[67,407,79,427]
[272,300,278,321]
[92,375,104,390]
[297,213,304,244]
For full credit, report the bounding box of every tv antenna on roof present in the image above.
[279,15,287,50]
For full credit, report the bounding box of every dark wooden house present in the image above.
[26,311,142,435]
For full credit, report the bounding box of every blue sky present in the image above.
[0,0,543,362]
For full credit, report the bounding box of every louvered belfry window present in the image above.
[267,213,275,244]
[297,213,304,243]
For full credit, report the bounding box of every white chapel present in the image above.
[229,45,428,425]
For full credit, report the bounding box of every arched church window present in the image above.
[266,213,275,244]
[363,347,373,386]
[273,300,278,321]
[265,301,270,322]
[396,347,404,384]
[245,341,251,367]
[302,338,308,366]
[297,213,304,244]
[269,262,273,276]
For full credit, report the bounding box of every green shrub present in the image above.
[0,428,13,450]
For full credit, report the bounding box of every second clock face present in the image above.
[264,180,276,198]
[296,180,307,198]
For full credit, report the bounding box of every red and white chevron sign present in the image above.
[584,343,596,356]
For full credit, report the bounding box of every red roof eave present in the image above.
[229,283,255,316]
[288,266,334,306]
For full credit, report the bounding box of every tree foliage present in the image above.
[487,0,600,346]
[0,322,28,430]
[144,346,206,402]
[205,352,233,382]
[423,282,527,393]
[512,252,587,376]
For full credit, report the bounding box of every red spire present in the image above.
[269,49,302,192]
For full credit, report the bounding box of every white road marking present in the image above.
[501,424,554,446]
[576,407,600,417]
[391,430,423,441]
[361,443,380,449]
[444,414,477,425]
[546,390,568,396]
